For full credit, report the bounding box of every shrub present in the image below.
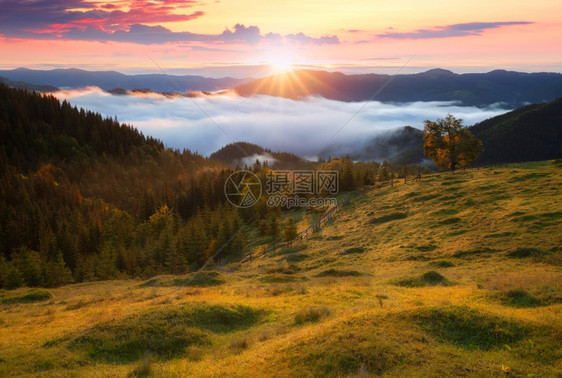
[3,266,24,290]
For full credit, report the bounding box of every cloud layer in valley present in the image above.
[52,88,509,159]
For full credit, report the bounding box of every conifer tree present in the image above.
[44,250,74,287]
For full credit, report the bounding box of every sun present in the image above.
[264,49,297,74]
[270,57,294,74]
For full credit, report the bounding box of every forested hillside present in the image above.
[0,84,422,289]
[470,98,562,164]
[0,84,245,288]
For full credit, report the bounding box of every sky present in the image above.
[1,0,561,76]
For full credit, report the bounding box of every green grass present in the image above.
[415,244,438,252]
[369,212,408,224]
[430,260,455,268]
[411,306,526,350]
[1,161,561,376]
[259,274,301,283]
[412,193,440,202]
[279,253,309,262]
[395,271,450,287]
[315,268,363,277]
[506,247,543,258]
[509,172,551,182]
[293,306,331,325]
[438,217,461,225]
[453,247,498,258]
[139,271,224,288]
[1,290,53,304]
[340,246,365,254]
[497,289,543,308]
[68,304,262,362]
[432,208,460,216]
[484,231,514,238]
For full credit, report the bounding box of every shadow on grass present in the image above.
[1,290,52,304]
[506,247,544,259]
[496,289,543,308]
[453,247,498,258]
[411,306,526,350]
[294,306,331,325]
[370,212,408,225]
[259,274,304,283]
[395,271,450,287]
[68,303,263,363]
[315,269,363,278]
[139,271,224,288]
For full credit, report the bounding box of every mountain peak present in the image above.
[419,68,455,77]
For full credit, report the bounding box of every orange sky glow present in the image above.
[0,0,560,76]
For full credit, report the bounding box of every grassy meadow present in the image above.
[1,160,561,377]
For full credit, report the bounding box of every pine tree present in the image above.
[3,264,24,290]
[269,216,280,244]
[94,244,117,281]
[15,247,44,287]
[44,250,74,287]
[165,238,188,275]
[341,158,356,191]
[283,218,298,245]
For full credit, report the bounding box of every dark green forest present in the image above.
[0,84,418,289]
[470,98,562,164]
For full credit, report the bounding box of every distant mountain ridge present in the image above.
[234,68,562,107]
[0,68,250,92]
[0,76,59,92]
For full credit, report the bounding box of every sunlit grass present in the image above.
[0,161,561,376]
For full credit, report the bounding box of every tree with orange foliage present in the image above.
[423,114,483,172]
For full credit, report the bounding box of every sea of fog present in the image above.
[52,88,510,159]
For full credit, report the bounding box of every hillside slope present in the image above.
[1,161,560,376]
[469,98,562,164]
[0,84,241,285]
[210,141,309,169]
[334,98,562,165]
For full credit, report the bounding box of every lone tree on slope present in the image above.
[423,114,483,172]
